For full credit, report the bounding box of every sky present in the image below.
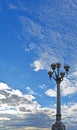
[0,0,77,129]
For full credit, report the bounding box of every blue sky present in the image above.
[0,0,77,129]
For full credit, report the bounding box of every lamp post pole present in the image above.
[48,63,70,130]
[56,79,61,122]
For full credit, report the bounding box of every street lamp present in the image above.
[48,62,70,130]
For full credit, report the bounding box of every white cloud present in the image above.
[61,77,77,96]
[0,82,77,129]
[0,117,10,121]
[8,3,19,10]
[38,84,47,89]
[31,60,44,71]
[45,77,77,97]
[23,43,35,52]
[45,89,56,97]
[0,82,11,90]
[71,66,77,77]
[72,71,77,77]
[0,94,6,99]
[0,82,37,116]
[0,82,53,128]
[62,102,77,122]
[31,51,58,72]
[26,87,35,95]
[19,16,43,39]
[11,89,23,96]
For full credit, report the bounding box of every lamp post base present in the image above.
[52,121,66,130]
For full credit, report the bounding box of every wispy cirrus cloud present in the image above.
[19,15,77,72]
[17,0,77,72]
[23,43,35,52]
[38,84,47,89]
[6,0,77,74]
[8,3,18,10]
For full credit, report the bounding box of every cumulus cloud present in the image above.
[0,82,11,90]
[31,44,58,71]
[0,82,71,128]
[0,82,37,116]
[0,82,53,129]
[31,60,44,71]
[61,78,77,96]
[0,82,77,129]
[45,89,56,97]
[62,102,77,123]
[45,76,77,97]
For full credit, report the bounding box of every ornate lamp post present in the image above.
[48,62,70,130]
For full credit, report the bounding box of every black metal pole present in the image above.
[56,81,61,122]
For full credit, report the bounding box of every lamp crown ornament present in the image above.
[56,62,61,68]
[51,63,56,70]
[64,65,70,74]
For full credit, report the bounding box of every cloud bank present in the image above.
[0,82,76,130]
